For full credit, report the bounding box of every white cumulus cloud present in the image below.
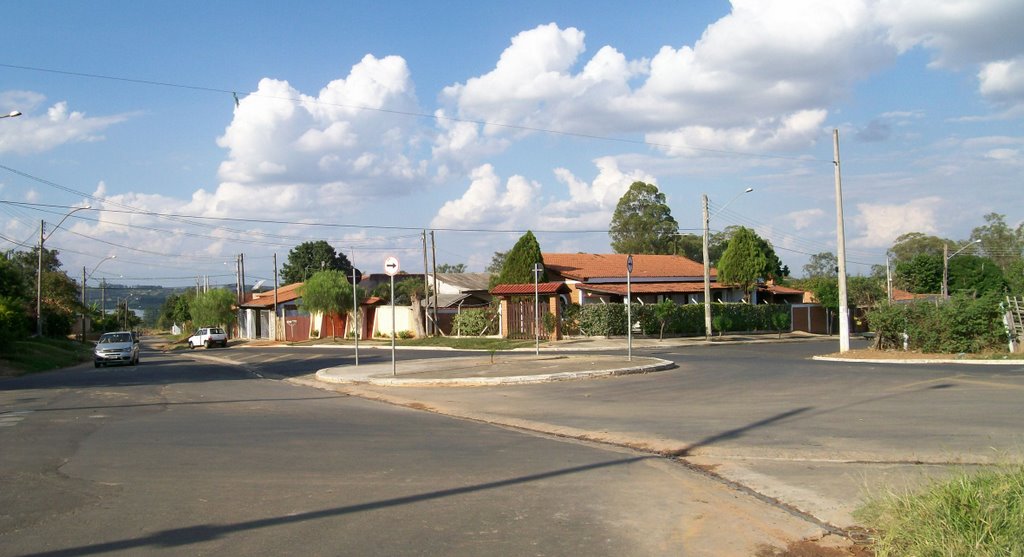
[0,91,131,155]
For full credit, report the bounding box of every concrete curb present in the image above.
[315,357,676,387]
[812,356,1024,365]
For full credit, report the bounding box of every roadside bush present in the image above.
[866,294,1007,353]
[451,309,497,336]
[571,302,790,338]
[0,296,30,348]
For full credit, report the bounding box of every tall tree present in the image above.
[894,253,942,293]
[609,181,679,255]
[496,231,546,285]
[485,251,507,274]
[281,241,352,285]
[189,289,237,330]
[716,227,768,300]
[673,233,704,262]
[887,232,948,264]
[969,212,1023,271]
[803,252,838,278]
[947,255,1006,296]
[298,270,352,338]
[436,263,467,273]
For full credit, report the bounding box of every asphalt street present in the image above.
[0,341,827,557]
[258,338,1024,529]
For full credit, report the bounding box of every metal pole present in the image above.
[833,129,851,352]
[273,253,279,341]
[391,273,396,376]
[626,257,632,362]
[81,266,86,343]
[352,261,359,366]
[702,195,712,341]
[430,231,439,334]
[534,263,541,355]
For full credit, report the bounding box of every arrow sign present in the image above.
[384,256,400,277]
[626,254,633,274]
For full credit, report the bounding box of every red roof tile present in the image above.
[578,282,729,295]
[542,253,711,281]
[491,282,569,295]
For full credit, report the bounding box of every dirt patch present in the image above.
[755,539,874,557]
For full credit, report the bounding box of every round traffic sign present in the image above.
[384,256,400,276]
[626,254,633,273]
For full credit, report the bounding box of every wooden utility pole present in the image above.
[422,230,431,335]
[273,253,279,341]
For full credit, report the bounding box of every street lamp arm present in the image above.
[44,205,91,242]
[947,239,982,260]
[709,187,754,220]
[1,110,22,119]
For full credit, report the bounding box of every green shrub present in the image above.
[397,330,414,339]
[451,308,497,336]
[0,296,30,348]
[866,294,1007,353]
[572,301,789,337]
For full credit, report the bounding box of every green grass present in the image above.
[0,337,94,376]
[855,466,1024,556]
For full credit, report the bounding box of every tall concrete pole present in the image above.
[833,129,851,352]
[702,194,712,341]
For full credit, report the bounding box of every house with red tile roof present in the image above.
[237,279,384,341]
[542,253,746,305]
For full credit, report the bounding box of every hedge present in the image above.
[562,302,790,337]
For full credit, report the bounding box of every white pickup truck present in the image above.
[187,327,228,349]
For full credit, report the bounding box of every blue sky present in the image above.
[1,0,1022,290]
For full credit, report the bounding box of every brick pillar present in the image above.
[499,297,509,339]
[548,296,562,341]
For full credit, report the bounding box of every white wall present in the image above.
[372,305,417,337]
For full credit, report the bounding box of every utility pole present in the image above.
[941,243,949,298]
[36,220,43,337]
[422,230,431,335]
[886,257,893,303]
[702,195,712,341]
[101,278,106,316]
[833,129,851,352]
[430,230,439,335]
[81,266,87,343]
[273,253,279,341]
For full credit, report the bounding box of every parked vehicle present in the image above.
[94,331,140,367]
[188,327,228,349]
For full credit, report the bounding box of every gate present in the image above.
[503,301,536,339]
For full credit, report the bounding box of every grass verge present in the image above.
[292,336,535,351]
[0,337,94,376]
[854,466,1024,556]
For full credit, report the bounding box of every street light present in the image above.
[37,206,91,336]
[702,188,753,341]
[942,240,981,298]
[81,255,116,342]
[1,110,21,119]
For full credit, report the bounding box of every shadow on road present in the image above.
[16,455,652,557]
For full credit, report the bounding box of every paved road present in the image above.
[0,341,823,556]
[226,338,1024,528]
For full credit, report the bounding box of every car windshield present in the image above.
[100,333,132,344]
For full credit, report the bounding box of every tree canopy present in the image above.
[435,263,467,273]
[609,181,679,255]
[716,227,768,299]
[970,212,1023,271]
[189,289,237,330]
[495,231,546,286]
[281,241,353,285]
[803,252,838,278]
[298,270,353,338]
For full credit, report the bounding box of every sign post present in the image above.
[384,256,400,375]
[626,255,633,362]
